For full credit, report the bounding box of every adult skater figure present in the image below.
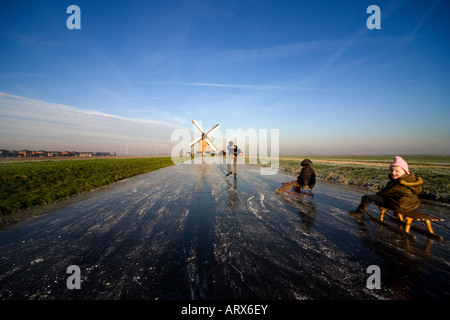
[226,141,240,177]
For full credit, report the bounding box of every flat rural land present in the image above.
[0,157,449,302]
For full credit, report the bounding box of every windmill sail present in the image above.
[189,120,220,154]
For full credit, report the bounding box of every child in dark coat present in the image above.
[349,156,423,214]
[275,159,316,194]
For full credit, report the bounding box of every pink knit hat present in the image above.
[390,156,410,174]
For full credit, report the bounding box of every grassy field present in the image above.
[277,155,450,202]
[0,157,174,215]
[279,155,450,166]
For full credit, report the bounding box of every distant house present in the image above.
[18,150,32,157]
[0,149,116,158]
[32,150,48,157]
[78,152,92,157]
[8,150,18,157]
[47,151,62,157]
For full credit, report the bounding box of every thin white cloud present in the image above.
[197,39,340,65]
[152,81,346,93]
[175,81,314,90]
[408,0,440,38]
[302,28,367,85]
[0,92,185,155]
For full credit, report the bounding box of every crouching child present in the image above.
[275,159,316,194]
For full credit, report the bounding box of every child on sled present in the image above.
[275,159,316,194]
[349,156,423,214]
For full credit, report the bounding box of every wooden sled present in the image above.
[364,206,444,240]
[276,183,314,198]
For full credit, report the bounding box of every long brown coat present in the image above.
[376,172,423,212]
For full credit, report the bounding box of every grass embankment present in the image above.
[277,156,450,202]
[0,157,174,215]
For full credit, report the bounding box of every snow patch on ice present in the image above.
[247,196,263,220]
[30,258,43,265]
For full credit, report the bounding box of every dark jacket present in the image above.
[227,145,240,156]
[376,172,423,212]
[297,166,316,189]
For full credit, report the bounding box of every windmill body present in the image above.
[189,120,220,156]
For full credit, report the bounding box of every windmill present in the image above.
[189,120,220,156]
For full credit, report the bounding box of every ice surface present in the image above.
[0,163,449,299]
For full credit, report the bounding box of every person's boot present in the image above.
[349,204,365,214]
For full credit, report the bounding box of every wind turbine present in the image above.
[189,120,220,156]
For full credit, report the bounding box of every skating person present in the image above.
[349,156,423,214]
[226,141,239,177]
[275,159,316,194]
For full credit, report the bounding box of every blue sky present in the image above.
[1,0,449,155]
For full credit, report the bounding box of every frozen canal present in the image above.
[0,162,449,300]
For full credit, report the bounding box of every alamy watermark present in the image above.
[65,264,381,292]
[170,124,280,175]
[366,265,381,289]
[66,265,81,289]
[366,5,381,30]
[66,5,81,30]
[66,4,380,31]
